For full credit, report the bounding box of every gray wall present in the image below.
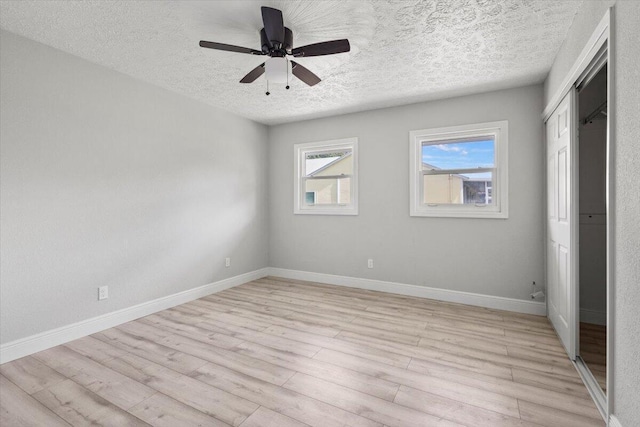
[544,1,640,424]
[0,31,269,344]
[611,2,640,423]
[269,85,544,302]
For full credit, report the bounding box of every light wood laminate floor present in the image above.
[1,277,604,427]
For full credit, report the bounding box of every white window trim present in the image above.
[409,121,508,219]
[294,137,358,215]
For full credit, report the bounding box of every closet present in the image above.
[543,12,611,422]
[577,64,608,395]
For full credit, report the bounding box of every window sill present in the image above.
[294,208,358,216]
[410,208,508,219]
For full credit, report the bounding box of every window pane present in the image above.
[424,172,493,205]
[305,177,351,205]
[305,149,352,176]
[462,172,493,205]
[305,192,316,204]
[422,137,494,170]
[338,177,351,204]
[423,174,464,204]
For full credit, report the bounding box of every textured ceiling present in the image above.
[0,0,581,125]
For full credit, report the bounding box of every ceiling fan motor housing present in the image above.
[261,27,293,55]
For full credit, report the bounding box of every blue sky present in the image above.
[422,139,494,170]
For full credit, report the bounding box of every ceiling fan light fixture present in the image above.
[265,57,289,83]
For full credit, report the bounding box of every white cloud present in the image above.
[433,144,468,155]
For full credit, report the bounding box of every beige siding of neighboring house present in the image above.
[423,174,464,204]
[306,156,352,204]
[307,157,472,205]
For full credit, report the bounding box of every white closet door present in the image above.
[546,88,577,359]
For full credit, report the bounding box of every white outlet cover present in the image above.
[98,286,108,300]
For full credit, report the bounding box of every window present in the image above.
[294,137,358,215]
[409,121,508,218]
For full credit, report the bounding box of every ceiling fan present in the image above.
[199,6,350,94]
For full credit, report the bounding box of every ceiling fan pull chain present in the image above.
[266,79,270,96]
[286,60,290,90]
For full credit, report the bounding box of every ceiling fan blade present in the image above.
[240,63,266,83]
[291,39,350,57]
[261,6,285,47]
[199,41,263,55]
[291,61,321,86]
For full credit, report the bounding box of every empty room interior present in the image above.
[1,1,639,427]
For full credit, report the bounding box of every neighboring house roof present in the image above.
[421,162,492,182]
[422,162,441,171]
[306,157,339,175]
[422,162,469,180]
[309,152,352,177]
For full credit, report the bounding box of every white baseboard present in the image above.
[0,266,547,364]
[0,268,269,364]
[609,415,622,427]
[580,308,607,325]
[267,268,546,316]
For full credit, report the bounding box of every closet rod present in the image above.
[583,101,607,124]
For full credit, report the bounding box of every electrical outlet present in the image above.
[225,257,231,268]
[98,286,109,301]
[367,259,374,269]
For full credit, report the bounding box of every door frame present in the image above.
[542,7,614,423]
